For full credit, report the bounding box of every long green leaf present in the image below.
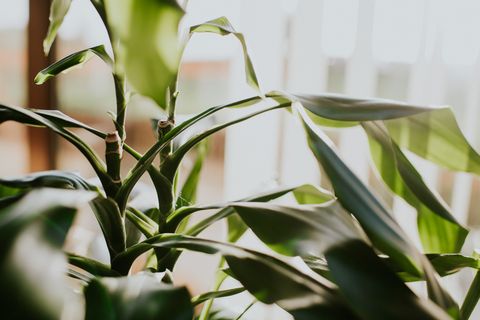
[104,0,184,109]
[191,287,245,306]
[268,91,440,124]
[44,0,72,55]
[35,45,112,84]
[364,122,468,253]
[84,272,193,320]
[0,170,97,191]
[325,240,450,320]
[0,103,114,193]
[0,106,107,138]
[189,17,259,91]
[298,108,458,314]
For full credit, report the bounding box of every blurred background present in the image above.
[2,0,480,318]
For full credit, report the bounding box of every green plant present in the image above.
[1,1,480,319]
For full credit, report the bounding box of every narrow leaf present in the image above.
[35,45,112,84]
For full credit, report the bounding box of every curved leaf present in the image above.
[0,170,97,191]
[0,103,113,193]
[35,45,112,85]
[268,91,440,123]
[191,287,245,306]
[325,240,450,320]
[84,272,193,320]
[189,16,259,91]
[0,106,107,138]
[231,201,363,257]
[90,197,126,259]
[44,0,72,55]
[364,122,468,253]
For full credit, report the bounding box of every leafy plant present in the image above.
[1,1,480,319]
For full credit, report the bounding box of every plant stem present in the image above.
[461,270,480,319]
[113,73,127,143]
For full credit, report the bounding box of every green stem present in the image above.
[461,271,480,319]
[113,74,127,143]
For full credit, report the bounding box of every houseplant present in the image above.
[1,0,480,319]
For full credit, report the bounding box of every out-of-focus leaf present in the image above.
[364,122,468,253]
[0,189,94,320]
[191,287,245,306]
[35,45,112,84]
[104,0,184,109]
[325,240,450,320]
[114,234,359,319]
[231,201,362,257]
[385,107,480,176]
[90,197,126,259]
[189,17,259,91]
[84,272,193,320]
[44,0,72,55]
[461,271,480,320]
[298,109,458,314]
[0,170,97,191]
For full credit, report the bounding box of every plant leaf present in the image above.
[35,45,112,85]
[115,234,359,319]
[104,0,184,109]
[267,91,440,124]
[325,240,450,320]
[0,170,97,191]
[385,108,480,176]
[90,197,126,259]
[298,108,458,314]
[189,16,259,91]
[0,189,94,320]
[191,287,245,306]
[176,140,208,209]
[0,103,114,192]
[44,0,72,55]
[84,272,193,320]
[231,201,363,257]
[0,106,107,138]
[363,122,468,253]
